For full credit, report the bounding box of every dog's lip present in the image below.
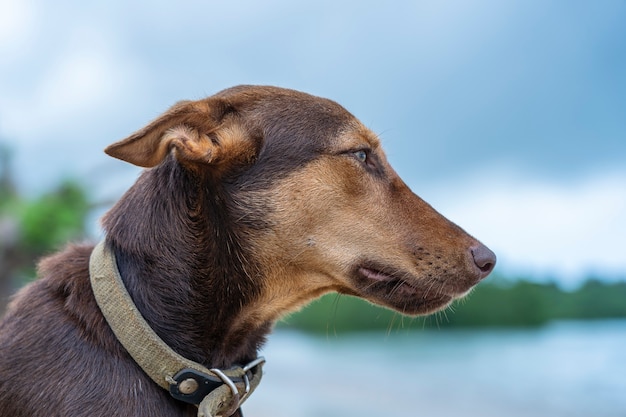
[356,264,471,298]
[358,266,409,285]
[354,263,454,315]
[356,265,420,293]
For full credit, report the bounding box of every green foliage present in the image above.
[18,180,90,254]
[1,145,91,314]
[557,279,626,319]
[1,144,90,285]
[444,279,561,327]
[0,145,16,209]
[280,276,626,334]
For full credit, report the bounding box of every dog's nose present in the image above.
[471,243,496,279]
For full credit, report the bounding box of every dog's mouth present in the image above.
[351,264,457,316]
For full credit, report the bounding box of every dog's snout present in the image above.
[471,244,496,278]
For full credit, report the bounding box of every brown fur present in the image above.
[0,85,495,416]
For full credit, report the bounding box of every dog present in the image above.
[0,85,495,416]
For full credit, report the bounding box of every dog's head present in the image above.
[105,85,495,321]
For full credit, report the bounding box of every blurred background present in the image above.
[1,1,625,416]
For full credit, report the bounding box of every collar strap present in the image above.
[89,241,264,417]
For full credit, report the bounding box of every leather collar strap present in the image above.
[89,241,264,417]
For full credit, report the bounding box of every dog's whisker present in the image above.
[441,308,451,324]
[423,278,438,300]
[385,312,397,337]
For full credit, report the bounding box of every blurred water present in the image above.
[245,320,626,417]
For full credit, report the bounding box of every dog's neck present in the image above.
[102,160,270,369]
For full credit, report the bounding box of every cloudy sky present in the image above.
[1,0,625,287]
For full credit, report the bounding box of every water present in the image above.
[244,320,626,417]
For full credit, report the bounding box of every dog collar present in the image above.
[89,240,264,417]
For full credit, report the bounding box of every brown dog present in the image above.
[0,86,495,416]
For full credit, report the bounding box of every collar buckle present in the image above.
[169,368,225,405]
[168,357,266,409]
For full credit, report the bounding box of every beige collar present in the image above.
[89,240,264,417]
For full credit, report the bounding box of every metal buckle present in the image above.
[209,357,265,416]
[209,368,240,416]
[169,357,265,414]
[169,368,225,405]
[240,357,266,403]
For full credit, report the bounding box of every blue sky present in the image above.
[1,0,625,287]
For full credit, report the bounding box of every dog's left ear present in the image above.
[105,99,257,169]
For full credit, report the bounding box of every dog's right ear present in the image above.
[105,100,255,169]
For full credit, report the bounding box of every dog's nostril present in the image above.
[471,244,496,278]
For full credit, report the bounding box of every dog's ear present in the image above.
[105,100,256,169]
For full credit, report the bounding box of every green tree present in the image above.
[280,276,626,333]
[0,144,91,314]
[18,181,89,255]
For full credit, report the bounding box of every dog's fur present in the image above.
[0,86,495,416]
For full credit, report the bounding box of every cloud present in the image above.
[0,5,149,145]
[0,0,38,54]
[10,52,114,134]
[1,0,625,282]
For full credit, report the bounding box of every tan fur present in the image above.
[234,122,489,328]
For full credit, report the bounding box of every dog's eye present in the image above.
[353,150,368,163]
